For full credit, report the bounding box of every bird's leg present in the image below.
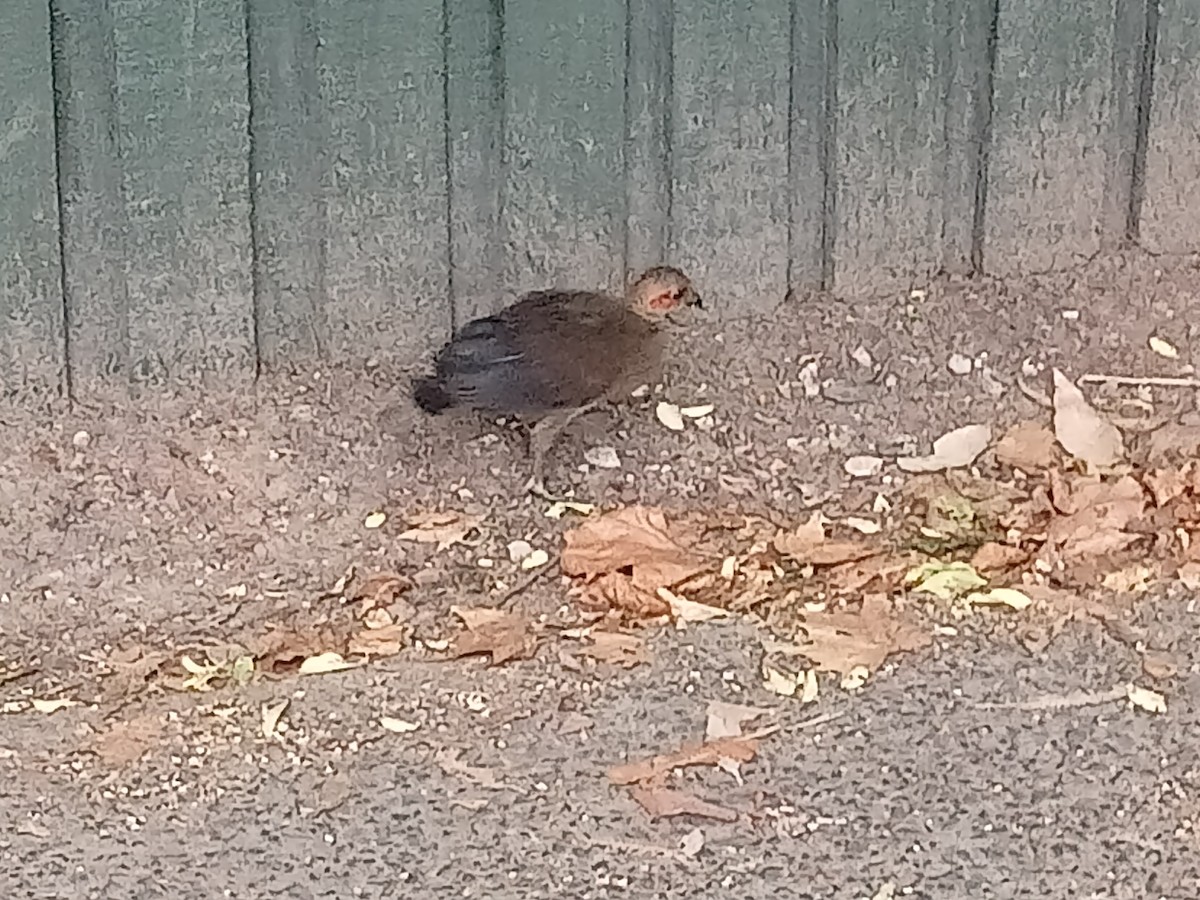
[522,403,600,500]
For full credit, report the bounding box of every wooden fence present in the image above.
[1,0,1195,403]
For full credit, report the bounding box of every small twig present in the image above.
[974,685,1126,712]
[496,557,560,609]
[1078,374,1200,389]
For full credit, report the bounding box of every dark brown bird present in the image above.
[413,266,702,497]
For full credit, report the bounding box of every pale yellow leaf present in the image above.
[1052,368,1125,466]
[379,716,420,734]
[655,401,686,431]
[260,699,289,739]
[364,511,387,529]
[657,587,730,622]
[31,697,78,714]
[1148,335,1178,359]
[298,652,362,675]
[1126,684,1166,714]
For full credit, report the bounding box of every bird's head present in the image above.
[627,266,702,319]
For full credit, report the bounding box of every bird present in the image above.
[412,266,702,498]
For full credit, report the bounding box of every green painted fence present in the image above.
[0,0,1186,403]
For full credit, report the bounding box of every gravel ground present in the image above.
[2,251,1199,899]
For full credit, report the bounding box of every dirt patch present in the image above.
[2,251,1199,896]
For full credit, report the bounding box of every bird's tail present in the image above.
[412,376,453,414]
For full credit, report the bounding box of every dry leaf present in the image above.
[679,827,706,857]
[1052,369,1125,466]
[995,421,1058,470]
[657,587,730,622]
[844,516,881,535]
[906,561,987,600]
[562,506,708,592]
[1042,475,1146,560]
[896,424,992,473]
[544,500,596,519]
[629,785,739,822]
[363,511,387,529]
[261,699,289,739]
[1177,561,1200,590]
[1148,335,1178,359]
[845,455,884,478]
[379,716,420,734]
[655,402,686,431]
[609,737,760,786]
[353,571,413,616]
[298,652,362,675]
[705,701,774,740]
[1126,684,1166,714]
[449,606,537,665]
[1141,651,1179,681]
[768,595,931,676]
[347,623,410,658]
[970,541,1029,572]
[398,510,484,551]
[30,697,78,714]
[576,631,651,669]
[762,664,804,698]
[773,513,881,566]
[521,548,550,570]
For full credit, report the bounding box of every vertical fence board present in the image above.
[501,0,626,295]
[446,0,506,326]
[624,0,673,284]
[938,0,994,275]
[834,0,983,296]
[317,0,450,359]
[1142,0,1200,253]
[112,0,254,386]
[984,0,1119,274]
[51,0,131,398]
[246,0,326,368]
[0,4,64,401]
[672,0,791,315]
[787,0,834,294]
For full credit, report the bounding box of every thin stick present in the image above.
[1078,374,1200,388]
[496,558,560,608]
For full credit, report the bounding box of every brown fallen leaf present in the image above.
[1144,422,1200,466]
[580,571,671,619]
[353,571,414,616]
[347,622,411,658]
[1052,369,1125,466]
[771,594,932,676]
[89,714,162,768]
[576,631,651,669]
[771,512,827,557]
[1042,475,1147,560]
[448,606,537,665]
[561,506,709,592]
[250,627,342,675]
[1142,462,1200,509]
[995,420,1058,470]
[629,785,740,822]
[398,510,485,551]
[609,737,760,786]
[1177,561,1200,589]
[970,541,1030,573]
